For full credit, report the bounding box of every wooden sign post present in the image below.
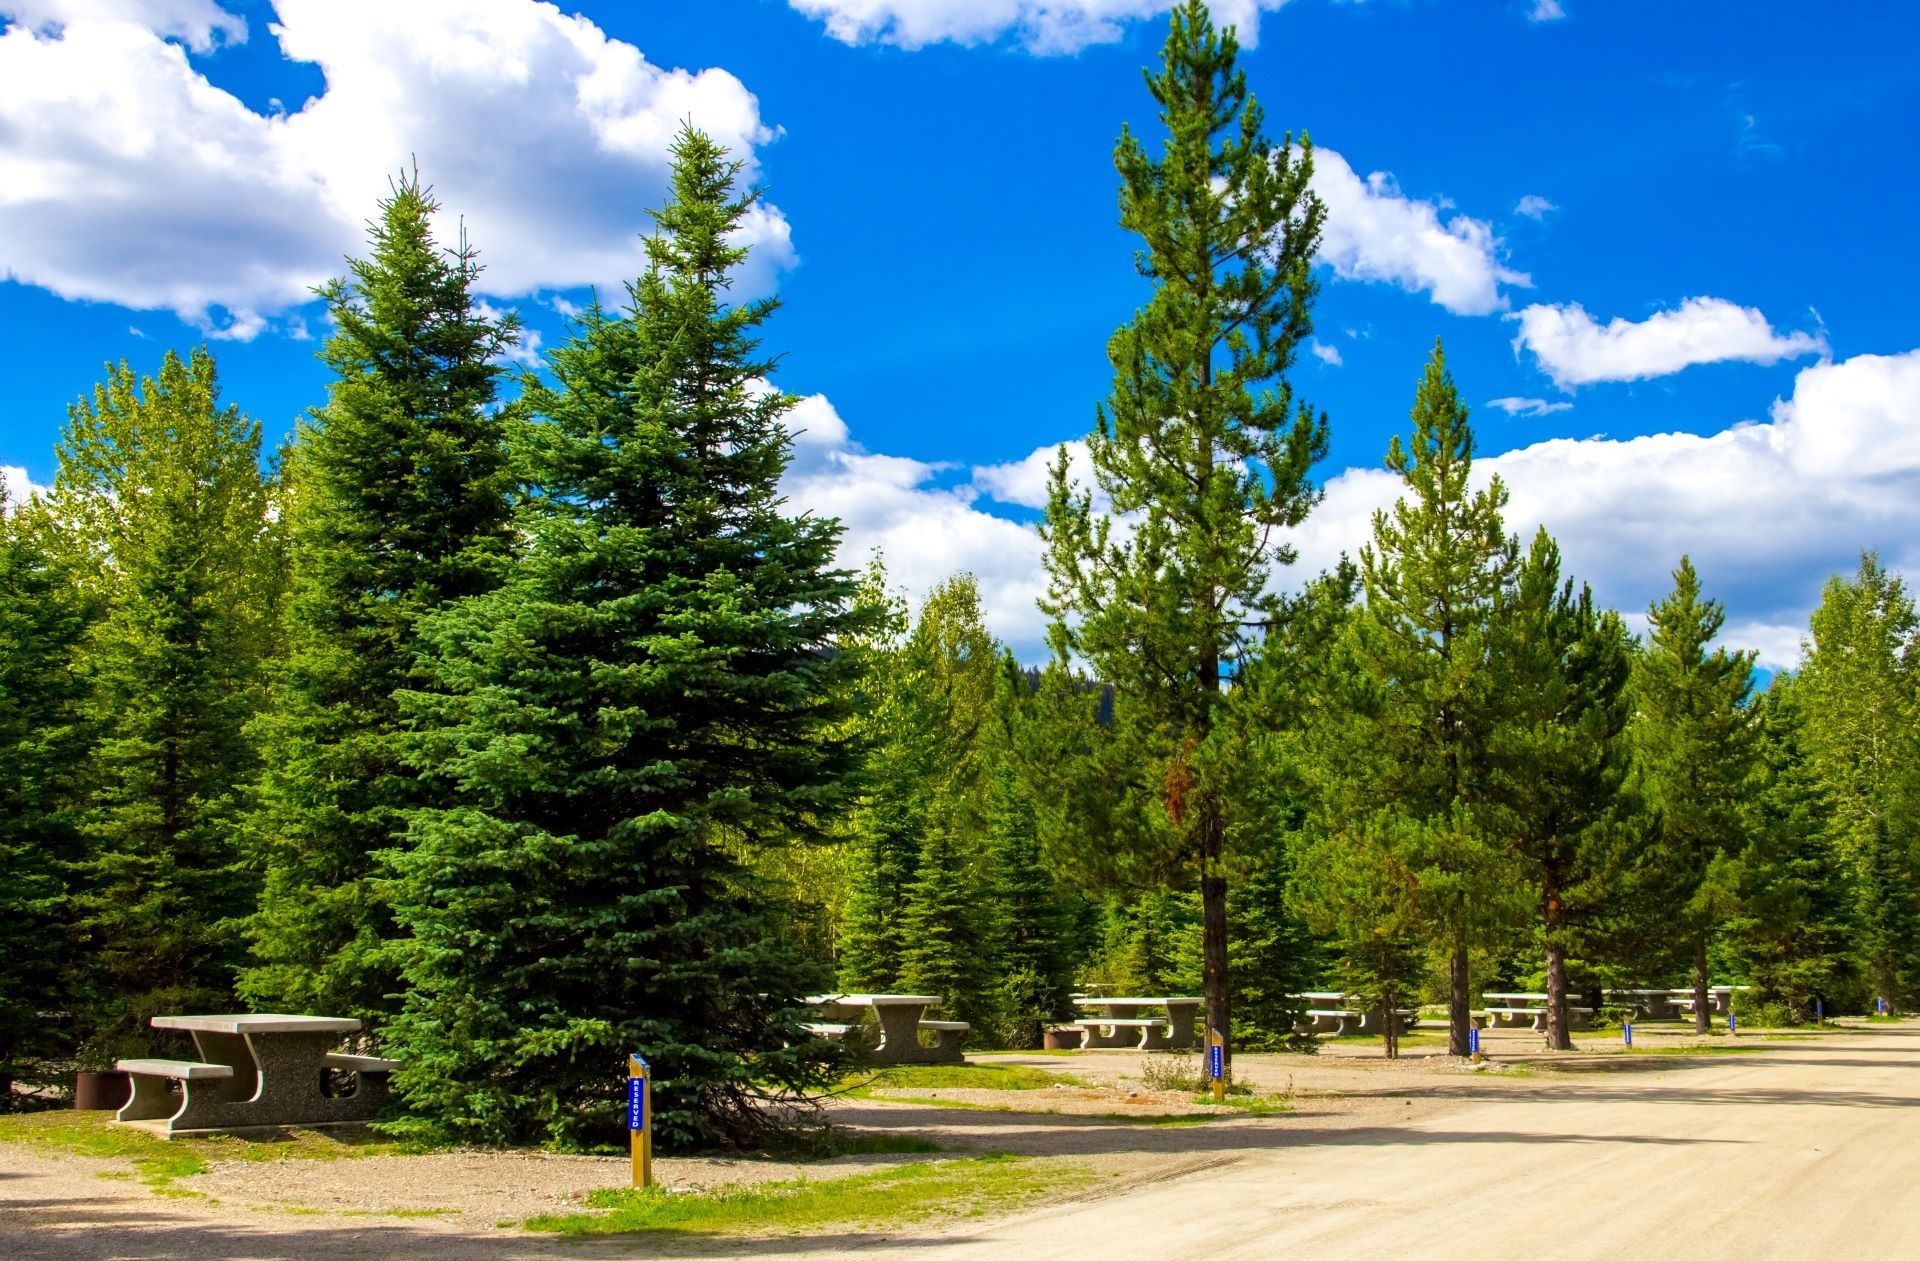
[628,1053,652,1189]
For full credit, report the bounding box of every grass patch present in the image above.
[0,1110,414,1193]
[526,1155,1093,1237]
[1192,1094,1291,1116]
[850,1063,1083,1092]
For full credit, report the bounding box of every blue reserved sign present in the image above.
[1208,1044,1224,1079]
[628,1077,645,1131]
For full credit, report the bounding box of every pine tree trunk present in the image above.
[1449,936,1471,1057]
[1199,792,1232,1068]
[1693,934,1711,1035]
[1381,978,1399,1060]
[1544,870,1572,1051]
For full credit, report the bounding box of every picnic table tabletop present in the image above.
[806,994,940,1007]
[1294,991,1347,1001]
[1483,992,1552,1002]
[1077,996,1202,1007]
[152,1013,361,1035]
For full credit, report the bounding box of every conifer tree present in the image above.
[1734,675,1860,1016]
[384,127,870,1148]
[1631,557,1756,1033]
[1041,0,1327,1061]
[898,829,993,1027]
[1346,343,1515,1055]
[46,350,275,1058]
[1795,554,1920,1010]
[243,174,518,1023]
[839,577,996,994]
[1487,529,1632,1050]
[0,486,91,1096]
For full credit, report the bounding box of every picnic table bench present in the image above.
[806,995,967,1064]
[115,1014,398,1136]
[1481,996,1595,1032]
[1073,997,1202,1050]
[1295,1008,1360,1037]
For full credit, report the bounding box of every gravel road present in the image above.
[3,1023,1914,1260]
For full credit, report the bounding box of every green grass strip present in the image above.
[526,1154,1094,1237]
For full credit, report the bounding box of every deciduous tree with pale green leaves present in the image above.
[1041,0,1327,1061]
[1795,553,1920,1011]
[45,349,277,1060]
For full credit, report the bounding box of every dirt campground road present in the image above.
[3,1022,1917,1260]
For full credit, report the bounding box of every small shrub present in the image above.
[1138,1053,1202,1093]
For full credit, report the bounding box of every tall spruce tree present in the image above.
[243,174,518,1024]
[1631,557,1756,1033]
[1040,0,1327,1061]
[1795,554,1920,1010]
[1487,529,1632,1050]
[46,350,275,1059]
[384,127,870,1148]
[1346,343,1515,1056]
[0,486,91,1096]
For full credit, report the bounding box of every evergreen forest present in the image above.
[3,3,1915,1148]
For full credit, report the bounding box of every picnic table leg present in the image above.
[116,1072,180,1125]
[190,1031,261,1105]
[870,1005,929,1065]
[1163,1005,1198,1051]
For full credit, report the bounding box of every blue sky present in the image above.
[4,0,1918,663]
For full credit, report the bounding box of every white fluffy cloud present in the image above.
[1513,296,1828,389]
[1280,348,1920,668]
[1514,194,1557,220]
[1310,339,1344,366]
[0,0,789,337]
[796,348,1920,668]
[1312,149,1529,316]
[1486,396,1571,418]
[1,463,48,507]
[1527,0,1566,22]
[781,394,1056,650]
[787,0,1290,53]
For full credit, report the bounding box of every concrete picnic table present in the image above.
[1072,996,1202,1050]
[115,1014,399,1136]
[1482,993,1594,1032]
[806,994,967,1065]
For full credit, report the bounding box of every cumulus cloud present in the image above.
[820,348,1920,667]
[780,394,1056,652]
[1513,296,1828,389]
[1278,348,1920,669]
[0,0,790,338]
[1527,0,1566,22]
[1486,396,1572,418]
[787,0,1290,54]
[1,463,49,508]
[1310,339,1343,366]
[3,0,242,49]
[1311,149,1530,316]
[1514,194,1557,220]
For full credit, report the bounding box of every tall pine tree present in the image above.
[1631,556,1755,1033]
[1487,529,1632,1050]
[1040,0,1327,1061]
[1346,343,1515,1056]
[384,127,871,1148]
[243,174,518,1024]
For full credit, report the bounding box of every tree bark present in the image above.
[1544,870,1572,1051]
[1200,791,1232,1069]
[1449,937,1471,1057]
[1693,934,1711,1035]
